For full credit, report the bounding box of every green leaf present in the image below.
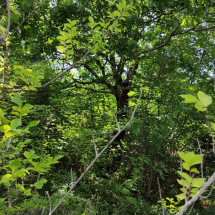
[182,162,190,171]
[17,139,31,147]
[192,178,205,188]
[195,101,207,111]
[176,193,186,200]
[12,106,22,112]
[178,152,193,163]
[30,149,35,156]
[56,46,65,52]
[180,94,198,103]
[191,188,199,196]
[5,129,21,138]
[177,171,192,183]
[52,155,64,163]
[10,118,21,129]
[16,184,23,188]
[197,91,212,107]
[13,170,25,179]
[113,10,121,17]
[31,154,40,159]
[11,97,22,108]
[11,159,21,173]
[34,178,47,189]
[0,198,6,203]
[22,104,33,110]
[211,122,215,131]
[24,188,32,196]
[122,0,126,8]
[89,17,95,28]
[71,27,77,37]
[181,19,186,26]
[1,174,12,183]
[67,50,74,56]
[177,179,189,187]
[67,19,77,27]
[38,162,49,168]
[191,168,200,174]
[24,151,31,159]
[116,3,123,11]
[27,121,40,128]
[188,154,203,166]
[180,187,187,193]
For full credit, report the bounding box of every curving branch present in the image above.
[136,23,181,58]
[0,0,10,43]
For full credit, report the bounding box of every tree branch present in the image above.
[136,23,181,58]
[1,0,10,41]
[41,45,96,87]
[83,63,99,78]
[74,85,112,94]
[176,172,215,215]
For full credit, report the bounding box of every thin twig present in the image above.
[200,181,214,199]
[1,137,12,153]
[186,202,195,215]
[70,168,73,188]
[180,160,187,203]
[46,191,52,213]
[111,106,121,131]
[197,138,205,182]
[157,177,165,215]
[41,207,46,215]
[92,135,98,157]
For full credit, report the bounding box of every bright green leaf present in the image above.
[0,198,6,203]
[192,178,205,188]
[182,162,190,171]
[191,168,200,174]
[13,170,25,179]
[56,46,65,52]
[34,178,47,189]
[180,94,198,103]
[10,159,21,173]
[11,97,22,108]
[10,118,21,129]
[176,193,186,200]
[177,171,192,183]
[188,154,203,166]
[177,179,189,187]
[27,121,40,128]
[197,91,212,107]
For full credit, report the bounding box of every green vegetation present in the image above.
[1,0,215,214]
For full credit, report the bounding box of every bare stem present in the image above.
[157,177,165,215]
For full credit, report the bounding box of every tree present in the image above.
[1,0,215,214]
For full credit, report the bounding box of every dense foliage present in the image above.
[1,0,215,214]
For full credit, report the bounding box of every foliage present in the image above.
[1,0,215,214]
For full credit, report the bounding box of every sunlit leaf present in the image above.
[192,178,205,188]
[10,118,21,129]
[180,95,198,103]
[11,97,22,108]
[197,91,212,107]
[34,178,47,189]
